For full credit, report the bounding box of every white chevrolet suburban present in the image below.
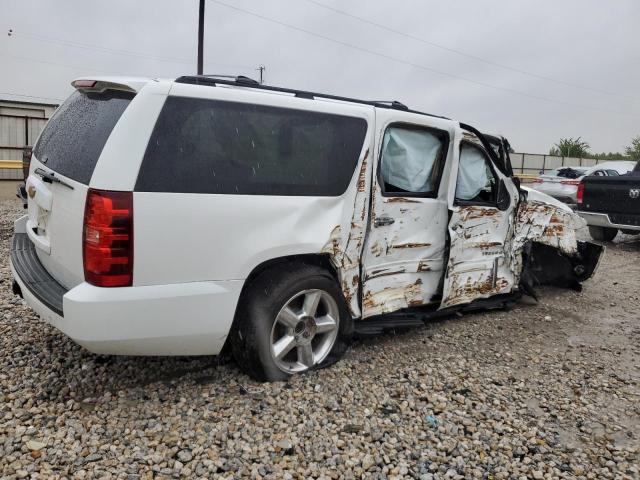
[10,75,603,381]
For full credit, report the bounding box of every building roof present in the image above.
[0,98,60,107]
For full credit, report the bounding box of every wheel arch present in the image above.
[221,253,348,354]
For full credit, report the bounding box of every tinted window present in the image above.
[136,96,368,196]
[606,169,619,176]
[33,90,134,184]
[379,124,447,196]
[455,143,498,204]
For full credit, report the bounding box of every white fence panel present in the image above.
[544,156,563,169]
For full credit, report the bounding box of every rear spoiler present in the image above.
[71,77,149,94]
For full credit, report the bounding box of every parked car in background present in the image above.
[576,161,640,241]
[9,76,603,381]
[532,161,636,207]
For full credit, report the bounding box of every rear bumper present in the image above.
[575,211,640,231]
[10,233,243,355]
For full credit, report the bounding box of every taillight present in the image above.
[577,182,585,204]
[83,189,133,287]
[72,79,97,88]
[533,178,544,183]
[560,179,580,185]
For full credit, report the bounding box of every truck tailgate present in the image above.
[582,176,640,215]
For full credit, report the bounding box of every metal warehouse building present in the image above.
[0,98,58,179]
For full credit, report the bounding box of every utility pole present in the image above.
[257,65,265,84]
[197,0,205,75]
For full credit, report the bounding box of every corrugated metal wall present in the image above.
[0,100,57,179]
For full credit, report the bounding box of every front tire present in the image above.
[231,263,353,382]
[588,226,618,242]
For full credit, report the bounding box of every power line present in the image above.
[7,29,255,72]
[304,0,627,100]
[207,0,639,117]
[8,29,193,65]
[0,52,115,75]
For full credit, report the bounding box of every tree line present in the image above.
[549,136,640,160]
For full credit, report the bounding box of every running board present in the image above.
[354,292,520,336]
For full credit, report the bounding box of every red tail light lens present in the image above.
[533,178,544,183]
[83,189,133,287]
[72,79,97,88]
[577,182,585,204]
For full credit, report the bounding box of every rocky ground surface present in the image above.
[0,195,638,479]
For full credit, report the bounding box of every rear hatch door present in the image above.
[26,89,134,288]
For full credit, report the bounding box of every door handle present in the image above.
[374,215,395,227]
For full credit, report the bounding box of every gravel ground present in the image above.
[0,195,638,479]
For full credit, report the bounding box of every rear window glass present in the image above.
[135,96,368,196]
[546,167,587,179]
[33,90,134,184]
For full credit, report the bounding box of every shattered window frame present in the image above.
[454,140,501,208]
[377,122,449,199]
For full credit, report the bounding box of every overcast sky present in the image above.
[1,0,639,153]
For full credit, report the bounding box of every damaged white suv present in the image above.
[10,76,603,381]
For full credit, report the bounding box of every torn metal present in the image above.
[320,123,602,324]
[321,149,371,317]
[441,198,602,309]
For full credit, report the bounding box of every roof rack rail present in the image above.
[372,100,409,111]
[174,75,449,120]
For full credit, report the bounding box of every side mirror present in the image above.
[497,178,511,211]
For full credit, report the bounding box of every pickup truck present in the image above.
[576,161,640,241]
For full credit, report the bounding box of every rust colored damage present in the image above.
[417,260,432,272]
[357,148,369,193]
[459,207,499,221]
[386,197,421,203]
[320,148,373,318]
[445,272,510,307]
[467,241,502,249]
[321,225,342,257]
[442,199,591,309]
[341,279,352,306]
[364,267,407,281]
[370,242,383,257]
[362,279,423,316]
[462,131,484,145]
[509,200,589,288]
[513,201,582,258]
[543,223,564,236]
[389,242,432,249]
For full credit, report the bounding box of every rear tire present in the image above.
[588,226,618,241]
[230,263,353,382]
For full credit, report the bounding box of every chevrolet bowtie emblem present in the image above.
[27,186,36,199]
